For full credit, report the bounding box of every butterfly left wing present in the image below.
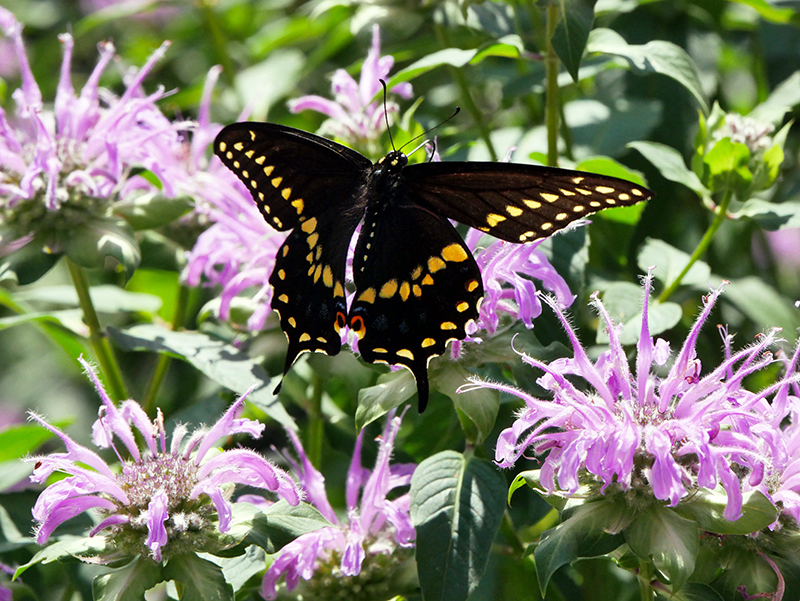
[348,200,483,412]
[404,162,652,244]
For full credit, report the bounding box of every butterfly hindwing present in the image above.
[348,198,483,412]
[405,162,652,244]
[214,122,371,231]
[269,208,362,384]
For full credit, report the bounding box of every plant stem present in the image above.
[305,371,325,469]
[638,559,655,601]
[545,2,561,167]
[142,283,191,412]
[66,258,129,401]
[658,188,734,303]
[433,22,498,162]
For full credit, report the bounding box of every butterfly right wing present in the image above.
[214,122,371,231]
[214,123,371,390]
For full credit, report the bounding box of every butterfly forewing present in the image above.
[348,199,483,412]
[405,162,652,244]
[214,122,371,231]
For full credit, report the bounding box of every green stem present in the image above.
[305,371,325,469]
[66,258,128,402]
[197,0,235,84]
[638,559,655,601]
[658,188,734,303]
[433,23,498,162]
[142,283,191,412]
[545,2,561,167]
[500,511,525,555]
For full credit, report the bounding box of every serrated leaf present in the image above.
[93,557,163,601]
[108,324,296,431]
[212,545,266,592]
[534,499,628,595]
[356,369,416,431]
[587,28,709,114]
[552,0,597,82]
[625,505,699,593]
[628,141,710,197]
[637,238,713,290]
[163,553,233,601]
[410,451,506,601]
[596,281,682,344]
[673,490,777,535]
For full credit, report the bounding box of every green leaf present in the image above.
[16,285,162,315]
[108,324,296,431]
[237,500,331,554]
[15,535,110,578]
[114,191,193,231]
[637,238,713,291]
[587,28,709,114]
[63,217,141,278]
[625,505,699,593]
[534,499,629,595]
[656,582,725,601]
[628,141,710,197]
[410,451,506,601]
[750,72,800,125]
[673,490,777,535]
[596,281,682,344]
[724,277,800,342]
[728,0,797,24]
[163,553,233,601]
[432,362,498,445]
[730,199,800,230]
[235,50,305,121]
[93,557,164,601]
[356,369,417,431]
[213,545,266,593]
[552,0,597,82]
[0,422,59,462]
[0,232,61,286]
[703,138,752,194]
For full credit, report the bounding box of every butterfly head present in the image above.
[376,150,408,175]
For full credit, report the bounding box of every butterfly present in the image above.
[214,122,652,412]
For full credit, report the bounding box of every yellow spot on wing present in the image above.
[373,348,388,353]
[524,199,542,209]
[358,288,376,304]
[466,279,479,292]
[288,317,296,328]
[271,176,283,188]
[422,338,436,348]
[278,294,289,303]
[307,232,319,248]
[555,213,568,221]
[292,198,304,214]
[442,243,468,262]
[506,205,523,217]
[572,176,584,184]
[234,142,244,150]
[299,333,311,342]
[540,222,553,231]
[255,156,265,164]
[422,274,434,286]
[413,284,422,297]
[400,282,411,301]
[380,280,398,298]
[334,282,344,298]
[313,264,322,283]
[618,193,630,201]
[486,213,506,227]
[428,257,446,273]
[411,265,423,280]
[396,349,415,360]
[540,192,559,203]
[218,142,227,152]
[322,266,333,287]
[245,150,254,158]
[559,188,575,196]
[457,301,470,312]
[440,321,457,330]
[301,217,317,233]
[277,269,286,280]
[595,185,615,194]
[264,165,274,176]
[576,188,592,195]
[281,187,292,200]
[632,188,644,197]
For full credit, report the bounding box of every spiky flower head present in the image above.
[28,357,300,563]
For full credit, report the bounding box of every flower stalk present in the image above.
[658,187,733,303]
[545,2,560,167]
[66,258,128,401]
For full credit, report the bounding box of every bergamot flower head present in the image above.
[28,357,300,563]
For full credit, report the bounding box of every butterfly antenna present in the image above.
[379,79,396,151]
[398,106,461,154]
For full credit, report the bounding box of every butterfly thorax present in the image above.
[366,151,409,204]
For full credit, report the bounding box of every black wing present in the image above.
[214,122,371,230]
[404,162,652,243]
[214,123,371,391]
[348,199,483,412]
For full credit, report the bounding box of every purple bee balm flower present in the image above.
[288,24,412,152]
[260,410,415,600]
[27,357,300,562]
[465,272,791,520]
[0,9,189,252]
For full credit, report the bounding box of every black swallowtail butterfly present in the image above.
[214,122,652,412]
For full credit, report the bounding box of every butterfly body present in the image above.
[214,122,652,411]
